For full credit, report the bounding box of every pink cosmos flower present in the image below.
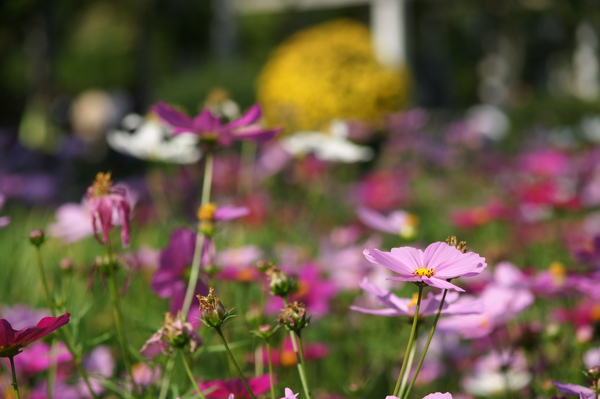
[85,172,132,248]
[350,278,483,317]
[199,374,273,398]
[152,101,282,147]
[216,245,263,282]
[363,242,487,292]
[356,206,418,238]
[280,388,299,399]
[437,284,533,339]
[552,382,595,399]
[265,262,338,316]
[0,313,70,358]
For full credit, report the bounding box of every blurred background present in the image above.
[1,0,600,204]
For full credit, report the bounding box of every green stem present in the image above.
[181,350,207,399]
[215,326,257,399]
[105,241,138,395]
[293,332,312,399]
[266,343,276,399]
[158,356,176,399]
[8,356,21,399]
[394,285,423,398]
[181,153,214,319]
[403,289,448,399]
[33,244,99,399]
[398,329,418,397]
[281,297,312,399]
[201,152,214,206]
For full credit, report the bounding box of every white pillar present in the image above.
[371,0,406,68]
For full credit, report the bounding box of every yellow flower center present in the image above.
[197,203,217,221]
[548,261,566,285]
[91,172,113,197]
[408,293,419,308]
[413,268,434,277]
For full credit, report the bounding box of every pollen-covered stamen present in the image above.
[91,172,113,197]
[413,268,435,277]
[197,203,217,221]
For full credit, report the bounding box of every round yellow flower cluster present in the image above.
[257,19,410,132]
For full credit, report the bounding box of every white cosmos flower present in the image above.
[107,113,202,164]
[280,120,373,163]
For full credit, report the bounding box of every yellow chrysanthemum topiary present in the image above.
[257,19,410,132]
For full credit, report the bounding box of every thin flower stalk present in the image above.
[394,285,424,398]
[398,330,418,397]
[215,326,257,399]
[105,240,138,395]
[180,350,208,399]
[181,152,214,319]
[282,298,312,399]
[31,234,99,399]
[158,356,176,399]
[8,355,21,399]
[266,342,276,399]
[402,289,449,399]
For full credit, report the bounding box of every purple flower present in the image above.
[363,242,487,292]
[151,228,210,320]
[552,382,595,399]
[85,172,132,248]
[152,101,282,147]
[350,278,483,317]
[356,206,418,238]
[0,313,70,358]
[437,284,534,339]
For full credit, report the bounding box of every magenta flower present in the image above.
[350,278,482,317]
[363,242,487,292]
[152,101,282,147]
[199,374,273,398]
[151,228,210,321]
[85,172,132,248]
[14,341,72,375]
[0,313,70,358]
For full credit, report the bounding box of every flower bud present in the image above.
[586,365,600,380]
[265,266,298,298]
[250,323,280,341]
[59,258,74,273]
[197,288,235,328]
[279,301,312,333]
[28,229,45,247]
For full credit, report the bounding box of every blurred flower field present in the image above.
[1,11,600,399]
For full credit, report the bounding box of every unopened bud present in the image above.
[586,365,600,380]
[279,301,312,333]
[28,229,45,247]
[197,288,235,328]
[251,323,279,341]
[59,258,74,273]
[265,266,298,297]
